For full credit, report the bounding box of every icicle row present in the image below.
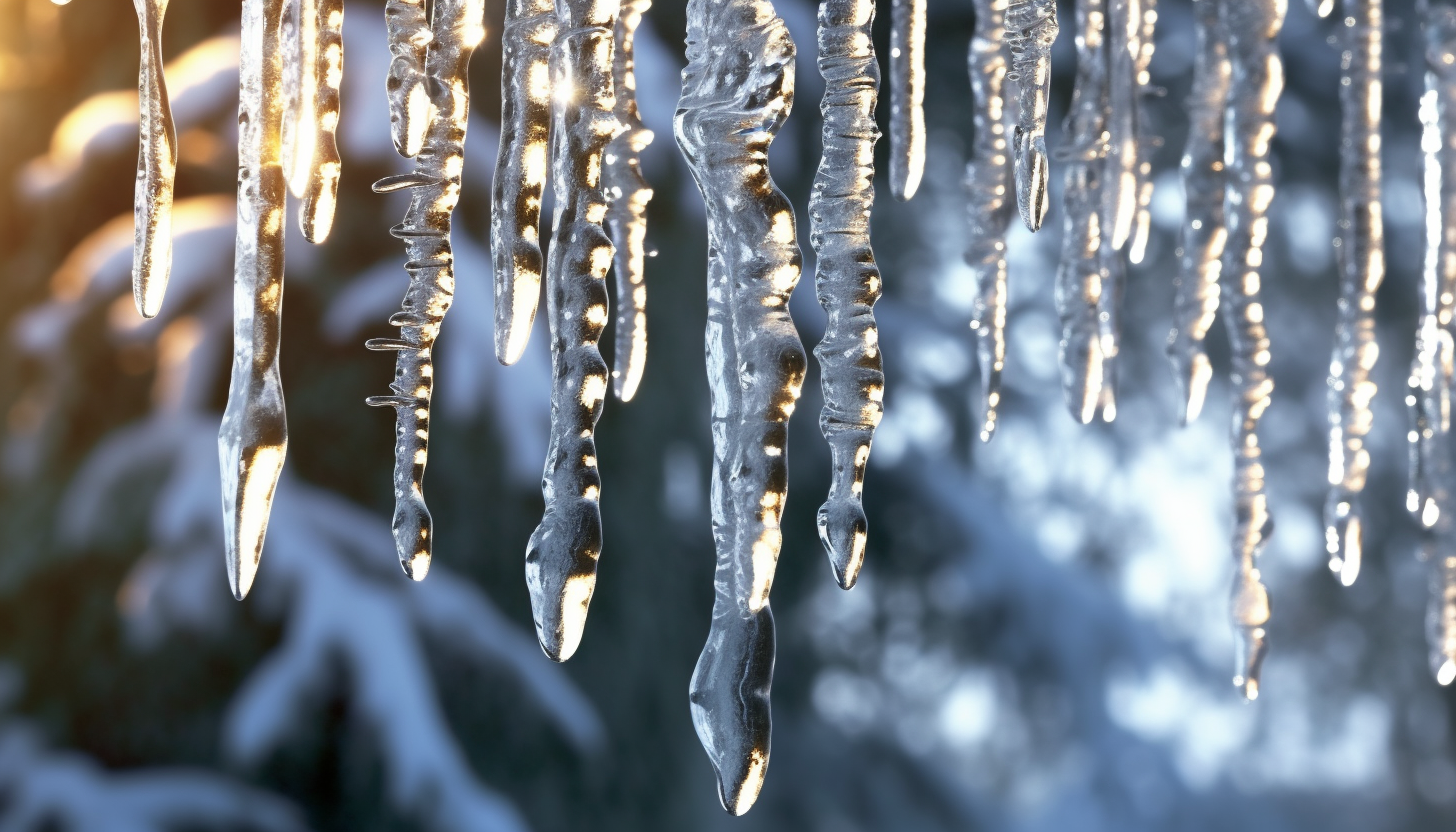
[1167,0,1229,424]
[366,0,485,579]
[676,0,806,815]
[131,0,177,319]
[889,0,926,200]
[384,0,433,157]
[492,0,557,365]
[1221,0,1282,700]
[964,0,1014,440]
[524,0,620,663]
[1325,0,1384,587]
[605,0,655,403]
[300,0,344,242]
[1005,0,1058,230]
[220,0,289,601]
[811,0,884,590]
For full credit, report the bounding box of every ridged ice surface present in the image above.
[220,0,289,601]
[366,0,485,579]
[1005,0,1057,230]
[524,0,621,663]
[384,0,433,157]
[491,0,556,365]
[1220,0,1282,700]
[963,0,1014,440]
[1167,0,1229,425]
[810,0,884,590]
[300,0,344,242]
[1325,0,1383,587]
[675,0,806,815]
[888,0,925,200]
[131,0,177,319]
[605,0,655,402]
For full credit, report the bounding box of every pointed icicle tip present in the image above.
[1234,626,1269,701]
[689,606,774,817]
[1015,131,1049,231]
[1325,497,1363,587]
[817,500,868,590]
[524,530,597,663]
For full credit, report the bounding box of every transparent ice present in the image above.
[131,0,177,319]
[888,0,925,200]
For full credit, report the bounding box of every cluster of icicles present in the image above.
[120,0,1456,815]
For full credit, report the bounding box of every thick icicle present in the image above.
[1220,0,1282,699]
[810,0,884,590]
[131,0,177,319]
[300,0,344,242]
[964,0,1014,440]
[1167,0,1230,424]
[385,0,433,157]
[491,0,556,365]
[366,0,485,579]
[889,0,926,200]
[605,0,655,402]
[676,0,806,814]
[1005,0,1058,230]
[524,0,621,663]
[1325,0,1384,587]
[220,0,288,601]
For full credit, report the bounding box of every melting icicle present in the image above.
[131,0,177,319]
[1325,0,1384,588]
[524,0,620,663]
[1005,0,1058,230]
[964,0,1014,440]
[605,0,655,402]
[676,0,806,814]
[300,0,344,242]
[810,0,884,590]
[1127,0,1159,264]
[366,0,486,580]
[889,0,926,200]
[220,0,289,601]
[492,0,556,365]
[1221,0,1282,699]
[1105,0,1142,252]
[1167,0,1229,424]
[385,0,433,157]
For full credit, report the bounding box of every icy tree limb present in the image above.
[889,0,926,200]
[132,0,177,319]
[1005,0,1057,229]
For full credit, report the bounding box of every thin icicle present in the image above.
[366,0,485,579]
[1005,0,1058,230]
[220,0,288,601]
[385,0,433,157]
[492,0,556,366]
[676,0,806,815]
[889,0,926,200]
[811,0,884,590]
[1127,0,1159,264]
[300,0,344,242]
[1167,0,1229,424]
[131,0,177,319]
[1105,0,1141,252]
[1326,0,1384,587]
[605,0,655,402]
[282,0,317,199]
[1220,0,1282,699]
[964,0,1014,440]
[1429,544,1456,685]
[524,0,621,663]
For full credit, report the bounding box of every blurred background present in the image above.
[0,0,1450,829]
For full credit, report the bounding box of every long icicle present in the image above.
[524,0,620,662]
[300,0,344,243]
[1105,0,1141,252]
[964,0,1014,440]
[1325,0,1384,587]
[492,0,556,365]
[1221,0,1282,699]
[676,0,806,814]
[384,0,433,158]
[605,0,655,402]
[1005,0,1057,230]
[889,0,926,200]
[366,0,485,579]
[1167,0,1230,424]
[811,0,884,590]
[1127,0,1159,264]
[131,0,177,319]
[220,0,288,601]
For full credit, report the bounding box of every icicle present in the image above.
[810,0,884,590]
[889,0,926,200]
[220,0,289,601]
[1220,0,1282,699]
[131,0,177,319]
[964,0,1014,440]
[1429,545,1456,685]
[385,0,433,157]
[1005,0,1058,230]
[366,0,486,579]
[281,0,316,199]
[1325,0,1384,587]
[605,0,655,402]
[491,0,556,365]
[1306,0,1336,17]
[300,0,344,242]
[524,0,621,663]
[1167,0,1230,424]
[1127,0,1159,264]
[1105,0,1141,252]
[676,0,806,815]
